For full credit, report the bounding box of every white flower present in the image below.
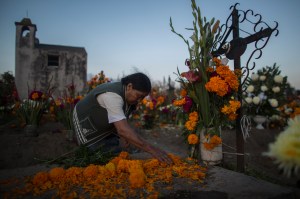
[251,73,259,81]
[272,86,280,93]
[245,97,253,104]
[274,75,283,83]
[253,96,261,105]
[246,85,254,93]
[264,116,300,177]
[269,99,278,107]
[261,85,268,92]
[259,75,266,81]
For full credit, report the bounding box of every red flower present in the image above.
[183,96,193,113]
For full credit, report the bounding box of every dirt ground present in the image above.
[0,118,299,190]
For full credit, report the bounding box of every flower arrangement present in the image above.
[170,0,241,158]
[52,83,82,130]
[243,64,288,118]
[264,116,300,177]
[16,90,50,126]
[275,98,300,128]
[132,88,166,129]
[87,70,111,92]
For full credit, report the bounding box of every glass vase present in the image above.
[199,127,223,165]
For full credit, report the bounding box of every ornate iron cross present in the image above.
[211,3,279,172]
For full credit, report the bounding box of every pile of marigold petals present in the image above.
[2,152,207,199]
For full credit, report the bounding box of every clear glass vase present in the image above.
[199,127,223,165]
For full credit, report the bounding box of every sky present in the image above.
[1,0,300,89]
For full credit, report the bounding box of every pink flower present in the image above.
[181,70,200,82]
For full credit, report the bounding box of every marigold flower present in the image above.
[49,167,65,182]
[205,76,228,96]
[203,135,222,150]
[32,172,49,186]
[185,120,197,131]
[221,100,241,120]
[188,111,198,122]
[188,134,199,145]
[83,164,98,179]
[173,98,186,106]
[180,89,187,97]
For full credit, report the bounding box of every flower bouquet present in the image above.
[133,89,166,130]
[52,83,82,130]
[243,64,288,128]
[171,0,241,160]
[17,90,49,126]
[16,90,50,136]
[87,70,111,93]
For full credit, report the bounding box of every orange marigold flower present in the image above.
[203,135,222,150]
[156,96,165,106]
[221,100,241,120]
[185,120,197,131]
[105,162,116,175]
[117,159,129,173]
[49,167,65,182]
[180,89,187,97]
[205,76,228,96]
[228,113,238,121]
[32,172,49,186]
[119,151,129,159]
[188,134,199,145]
[224,73,239,91]
[206,67,214,73]
[173,98,186,106]
[83,164,98,179]
[129,170,146,188]
[213,57,222,66]
[188,111,198,122]
[216,65,231,78]
[142,98,148,105]
[31,92,39,100]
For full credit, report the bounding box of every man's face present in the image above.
[125,83,148,105]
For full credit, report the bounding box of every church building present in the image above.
[15,18,87,100]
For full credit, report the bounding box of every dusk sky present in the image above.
[1,0,300,89]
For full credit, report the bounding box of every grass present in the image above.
[35,145,115,168]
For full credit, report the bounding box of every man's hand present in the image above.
[119,137,130,149]
[147,145,173,165]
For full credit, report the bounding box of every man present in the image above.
[73,72,172,164]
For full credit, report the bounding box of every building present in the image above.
[15,18,87,100]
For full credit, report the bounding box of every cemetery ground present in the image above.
[0,117,299,198]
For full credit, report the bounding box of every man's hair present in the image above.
[121,72,151,93]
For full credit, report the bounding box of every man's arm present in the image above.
[114,119,172,164]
